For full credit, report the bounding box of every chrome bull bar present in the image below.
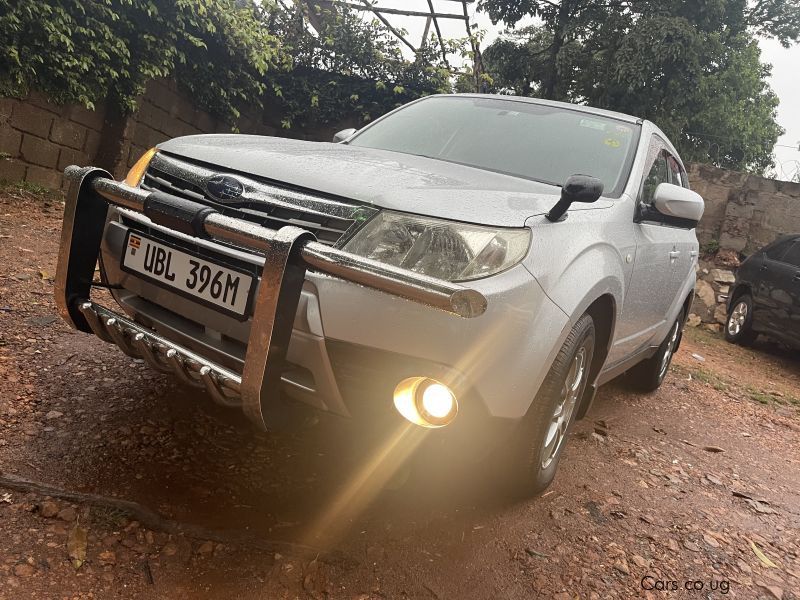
[79,301,243,407]
[55,165,488,429]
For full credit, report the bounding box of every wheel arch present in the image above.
[728,282,751,309]
[575,292,617,420]
[585,294,616,385]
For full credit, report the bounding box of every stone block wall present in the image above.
[0,92,106,189]
[685,163,800,329]
[0,79,318,186]
[687,163,800,255]
[120,79,280,178]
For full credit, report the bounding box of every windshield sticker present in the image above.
[580,118,607,131]
[604,138,622,148]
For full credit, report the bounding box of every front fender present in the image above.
[523,212,627,330]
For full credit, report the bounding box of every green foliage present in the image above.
[479,0,794,171]
[702,238,721,255]
[0,0,286,121]
[0,1,452,133]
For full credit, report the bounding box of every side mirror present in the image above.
[333,128,357,143]
[652,183,704,223]
[546,174,604,222]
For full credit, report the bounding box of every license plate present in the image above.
[121,232,254,318]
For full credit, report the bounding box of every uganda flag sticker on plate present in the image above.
[128,234,141,256]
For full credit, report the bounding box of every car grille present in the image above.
[140,152,374,246]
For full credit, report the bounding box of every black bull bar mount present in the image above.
[55,166,488,429]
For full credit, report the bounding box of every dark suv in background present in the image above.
[726,234,800,348]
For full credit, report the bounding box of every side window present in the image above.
[679,164,689,189]
[640,151,669,206]
[765,239,793,261]
[666,155,687,188]
[781,242,800,267]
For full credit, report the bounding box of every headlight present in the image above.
[343,211,531,281]
[124,147,157,187]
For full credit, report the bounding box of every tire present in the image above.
[725,293,758,345]
[627,311,683,393]
[506,313,595,497]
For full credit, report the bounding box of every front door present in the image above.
[764,240,800,340]
[782,241,800,339]
[665,154,700,300]
[753,238,800,338]
[610,141,682,362]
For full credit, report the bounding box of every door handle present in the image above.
[760,265,769,272]
[669,251,681,259]
[794,272,800,282]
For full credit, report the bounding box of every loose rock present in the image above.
[39,500,59,518]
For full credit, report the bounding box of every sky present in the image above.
[356,0,800,180]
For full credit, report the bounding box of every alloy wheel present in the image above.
[541,344,588,470]
[727,301,748,337]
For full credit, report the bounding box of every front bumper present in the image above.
[55,166,489,430]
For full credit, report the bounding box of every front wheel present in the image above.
[506,313,595,497]
[627,312,683,393]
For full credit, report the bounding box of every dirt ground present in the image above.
[1,188,799,600]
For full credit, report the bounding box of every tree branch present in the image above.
[0,472,355,568]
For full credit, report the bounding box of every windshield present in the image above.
[348,96,640,197]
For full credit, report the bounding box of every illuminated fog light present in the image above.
[420,383,455,419]
[393,377,457,428]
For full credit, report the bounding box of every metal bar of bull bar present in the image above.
[55,166,487,430]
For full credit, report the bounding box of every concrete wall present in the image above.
[687,163,800,255]
[0,91,106,189]
[120,79,279,180]
[0,79,332,188]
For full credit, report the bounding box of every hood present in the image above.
[158,134,612,227]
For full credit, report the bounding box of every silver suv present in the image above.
[55,95,704,495]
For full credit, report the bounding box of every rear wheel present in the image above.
[627,311,683,392]
[506,313,595,497]
[725,293,758,345]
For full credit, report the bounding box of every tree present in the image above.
[479,0,795,171]
[480,0,639,99]
[263,3,452,130]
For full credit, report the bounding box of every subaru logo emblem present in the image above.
[205,175,244,202]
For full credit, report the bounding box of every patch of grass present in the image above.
[748,388,772,405]
[712,380,729,392]
[684,365,729,391]
[0,179,62,202]
[745,386,799,406]
[1,180,50,195]
[690,368,714,384]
